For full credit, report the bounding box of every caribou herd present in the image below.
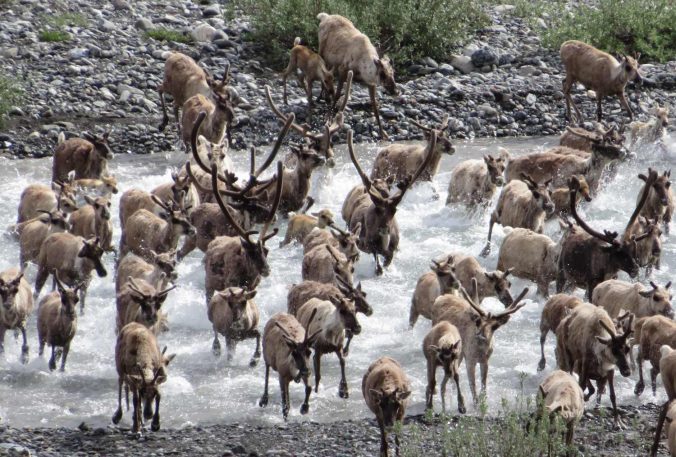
[0,10,674,457]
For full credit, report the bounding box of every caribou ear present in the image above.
[595,336,612,345]
[369,389,383,401]
[396,390,412,401]
[164,353,176,365]
[638,173,648,182]
[638,290,653,298]
[428,344,440,355]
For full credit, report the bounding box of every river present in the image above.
[0,132,674,429]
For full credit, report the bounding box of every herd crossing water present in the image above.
[0,133,674,429]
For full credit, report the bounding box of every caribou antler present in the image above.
[569,181,619,246]
[347,129,372,190]
[494,287,529,319]
[389,130,437,205]
[127,277,149,299]
[259,161,284,243]
[625,168,658,234]
[211,162,256,244]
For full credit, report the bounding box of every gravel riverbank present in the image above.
[1,0,674,158]
[0,403,667,456]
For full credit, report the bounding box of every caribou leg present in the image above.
[368,85,388,140]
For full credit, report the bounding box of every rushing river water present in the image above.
[0,132,675,429]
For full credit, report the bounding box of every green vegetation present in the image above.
[48,12,88,28]
[0,74,22,128]
[38,30,71,42]
[400,392,576,457]
[38,12,88,43]
[232,0,675,67]
[145,27,193,44]
[230,0,490,68]
[541,0,676,63]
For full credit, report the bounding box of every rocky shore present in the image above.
[0,403,667,456]
[1,0,674,158]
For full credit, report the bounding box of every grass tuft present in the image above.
[38,30,71,42]
[0,73,23,128]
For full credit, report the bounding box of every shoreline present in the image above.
[1,1,673,158]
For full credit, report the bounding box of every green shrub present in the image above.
[38,30,71,42]
[145,27,193,44]
[542,0,676,63]
[231,0,490,69]
[0,74,22,128]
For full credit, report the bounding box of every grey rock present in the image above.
[450,55,474,75]
[111,0,131,10]
[1,47,19,58]
[438,63,454,75]
[135,18,153,31]
[526,93,537,105]
[494,4,516,15]
[517,65,537,77]
[421,57,438,68]
[202,5,221,18]
[9,107,25,116]
[478,104,498,117]
[471,48,497,67]
[192,23,216,42]
[211,30,228,42]
[462,43,479,57]
[100,19,116,32]
[498,54,514,66]
[68,48,89,60]
[86,44,102,57]
[0,443,31,457]
[213,38,236,49]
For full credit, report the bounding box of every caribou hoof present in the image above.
[259,394,268,408]
[151,418,160,432]
[537,359,546,372]
[634,382,645,396]
[339,383,349,399]
[212,340,221,357]
[300,403,309,415]
[112,409,122,424]
[480,244,491,258]
[458,404,467,414]
[20,347,29,365]
[249,357,259,368]
[49,358,57,371]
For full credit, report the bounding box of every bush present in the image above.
[0,74,22,128]
[145,28,193,44]
[542,0,676,63]
[231,0,490,69]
